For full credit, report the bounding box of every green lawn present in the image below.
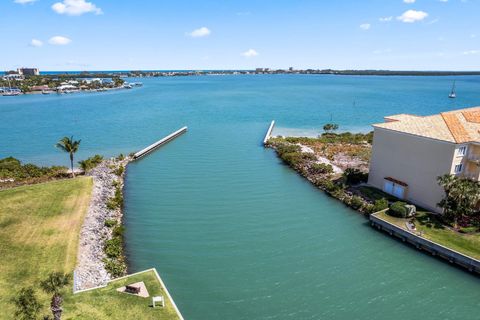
[64,270,181,319]
[0,177,93,319]
[375,211,480,260]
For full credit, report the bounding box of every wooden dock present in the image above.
[133,126,187,160]
[263,120,275,146]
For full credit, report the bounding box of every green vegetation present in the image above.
[388,201,408,218]
[343,168,368,185]
[268,136,373,214]
[0,74,125,93]
[106,185,123,210]
[323,123,339,134]
[112,165,125,177]
[0,177,92,318]
[376,211,480,260]
[104,219,117,228]
[309,163,333,175]
[63,270,181,319]
[55,136,81,177]
[103,184,126,277]
[356,186,398,202]
[0,157,67,187]
[437,174,480,228]
[372,198,389,213]
[78,155,103,172]
[12,287,42,320]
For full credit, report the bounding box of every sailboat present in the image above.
[2,76,20,96]
[448,81,456,99]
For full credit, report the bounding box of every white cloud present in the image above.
[30,39,43,47]
[14,0,37,4]
[360,23,371,30]
[48,36,72,45]
[463,50,480,55]
[379,16,393,22]
[397,10,428,23]
[187,27,211,38]
[242,49,259,58]
[403,0,416,3]
[439,0,448,2]
[52,0,102,16]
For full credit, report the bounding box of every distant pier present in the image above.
[133,126,188,160]
[263,120,275,146]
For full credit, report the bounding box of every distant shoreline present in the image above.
[4,69,480,78]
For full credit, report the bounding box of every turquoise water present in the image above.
[1,75,480,319]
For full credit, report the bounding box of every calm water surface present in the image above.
[1,75,479,319]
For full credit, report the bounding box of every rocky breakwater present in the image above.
[74,156,131,291]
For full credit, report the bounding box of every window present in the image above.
[458,146,467,156]
[454,164,463,173]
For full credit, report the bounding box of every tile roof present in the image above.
[373,106,480,144]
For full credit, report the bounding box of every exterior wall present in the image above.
[368,127,456,212]
[465,144,480,180]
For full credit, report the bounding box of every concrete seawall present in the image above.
[134,126,188,160]
[263,120,275,146]
[370,212,480,274]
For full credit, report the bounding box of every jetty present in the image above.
[263,120,275,146]
[134,126,188,160]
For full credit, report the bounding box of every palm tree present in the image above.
[438,174,480,228]
[40,273,70,320]
[56,136,81,177]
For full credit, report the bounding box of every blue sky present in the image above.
[1,0,479,71]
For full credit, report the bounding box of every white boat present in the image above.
[123,84,133,89]
[448,81,456,99]
[2,89,20,96]
[2,77,20,96]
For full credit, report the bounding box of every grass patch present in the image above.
[63,270,181,320]
[0,177,93,319]
[357,186,398,202]
[375,211,480,260]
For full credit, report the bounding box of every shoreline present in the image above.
[74,156,131,291]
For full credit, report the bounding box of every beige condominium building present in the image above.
[368,106,480,213]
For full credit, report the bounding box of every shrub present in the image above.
[372,198,389,213]
[349,196,365,210]
[343,168,368,185]
[0,157,66,181]
[104,219,117,228]
[103,258,126,278]
[104,237,123,258]
[281,152,304,167]
[106,186,123,210]
[310,163,333,175]
[389,201,408,218]
[112,225,125,237]
[78,155,103,172]
[276,144,301,156]
[116,154,125,161]
[112,165,124,177]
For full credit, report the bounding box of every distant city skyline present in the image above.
[1,0,480,71]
